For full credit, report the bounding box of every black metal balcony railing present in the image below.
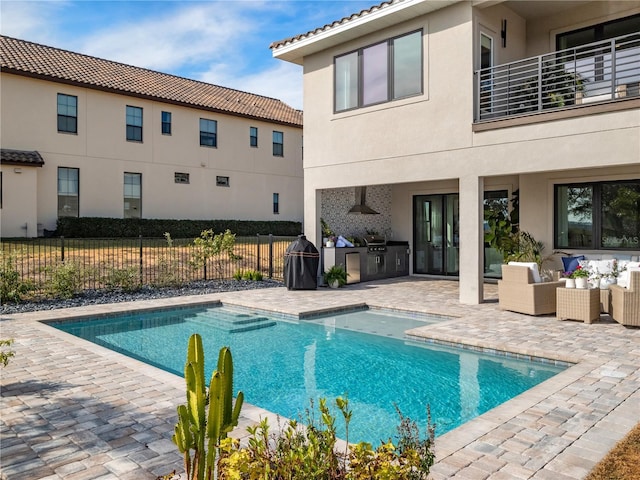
[474,32,640,122]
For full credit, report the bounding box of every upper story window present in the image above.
[250,127,258,147]
[57,93,77,134]
[126,106,143,142]
[216,176,230,187]
[272,131,283,156]
[335,29,423,112]
[162,111,172,135]
[200,118,217,147]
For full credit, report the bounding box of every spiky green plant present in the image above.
[172,335,244,480]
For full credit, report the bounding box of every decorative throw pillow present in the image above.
[561,255,585,274]
[508,261,542,283]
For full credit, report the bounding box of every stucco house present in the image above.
[0,35,303,238]
[271,0,640,304]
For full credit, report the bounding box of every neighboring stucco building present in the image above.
[271,0,640,304]
[0,35,303,238]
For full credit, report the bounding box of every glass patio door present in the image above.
[413,194,459,275]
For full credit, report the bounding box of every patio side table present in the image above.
[556,287,600,324]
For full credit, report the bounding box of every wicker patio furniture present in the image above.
[556,287,600,324]
[498,264,564,315]
[609,270,640,327]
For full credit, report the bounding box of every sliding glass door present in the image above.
[413,194,459,275]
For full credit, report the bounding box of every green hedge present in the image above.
[55,217,303,238]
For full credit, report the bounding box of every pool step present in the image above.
[189,310,276,333]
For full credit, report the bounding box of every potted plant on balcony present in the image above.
[324,264,348,288]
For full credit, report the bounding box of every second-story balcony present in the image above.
[474,32,640,124]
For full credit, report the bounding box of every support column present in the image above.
[459,175,484,304]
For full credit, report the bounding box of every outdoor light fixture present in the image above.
[501,19,507,47]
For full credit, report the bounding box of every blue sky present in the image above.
[0,1,376,109]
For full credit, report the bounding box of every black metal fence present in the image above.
[1,235,298,291]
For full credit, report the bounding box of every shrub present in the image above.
[44,261,85,299]
[218,397,436,479]
[1,339,15,367]
[55,217,302,238]
[152,233,183,287]
[104,265,140,292]
[0,251,34,303]
[242,270,263,281]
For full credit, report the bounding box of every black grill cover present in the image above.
[284,235,320,290]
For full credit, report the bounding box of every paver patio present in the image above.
[1,277,639,479]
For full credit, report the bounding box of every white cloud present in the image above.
[0,1,303,108]
[0,1,70,42]
[79,3,256,71]
[200,60,303,110]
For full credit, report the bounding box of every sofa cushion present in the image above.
[562,255,585,274]
[508,261,542,283]
[618,263,640,289]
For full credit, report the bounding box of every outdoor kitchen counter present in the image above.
[323,243,409,284]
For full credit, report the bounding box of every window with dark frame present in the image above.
[272,131,283,156]
[335,29,423,112]
[126,106,143,142]
[200,118,217,147]
[58,167,79,217]
[273,193,279,214]
[216,176,229,187]
[555,180,640,250]
[250,127,258,147]
[162,111,172,135]
[174,172,190,184]
[57,93,78,133]
[124,172,142,219]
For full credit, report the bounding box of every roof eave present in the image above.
[272,0,461,64]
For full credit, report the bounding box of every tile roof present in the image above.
[1,35,303,128]
[1,149,45,167]
[269,0,396,50]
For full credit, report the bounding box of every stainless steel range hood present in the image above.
[348,186,379,215]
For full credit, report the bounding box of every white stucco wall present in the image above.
[0,74,304,236]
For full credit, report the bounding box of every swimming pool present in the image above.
[52,305,566,444]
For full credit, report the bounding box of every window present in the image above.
[556,14,640,50]
[273,193,279,214]
[162,111,172,135]
[58,167,79,217]
[272,131,283,156]
[200,118,217,147]
[124,173,141,219]
[250,127,258,147]
[555,180,640,250]
[126,106,143,142]
[57,93,77,133]
[335,30,422,112]
[175,172,190,184]
[216,176,230,187]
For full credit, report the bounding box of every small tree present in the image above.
[190,229,239,280]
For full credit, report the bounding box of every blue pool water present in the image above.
[52,305,566,444]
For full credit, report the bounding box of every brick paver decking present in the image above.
[1,278,638,479]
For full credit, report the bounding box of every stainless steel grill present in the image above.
[362,235,387,253]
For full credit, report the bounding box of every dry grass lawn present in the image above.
[586,422,640,480]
